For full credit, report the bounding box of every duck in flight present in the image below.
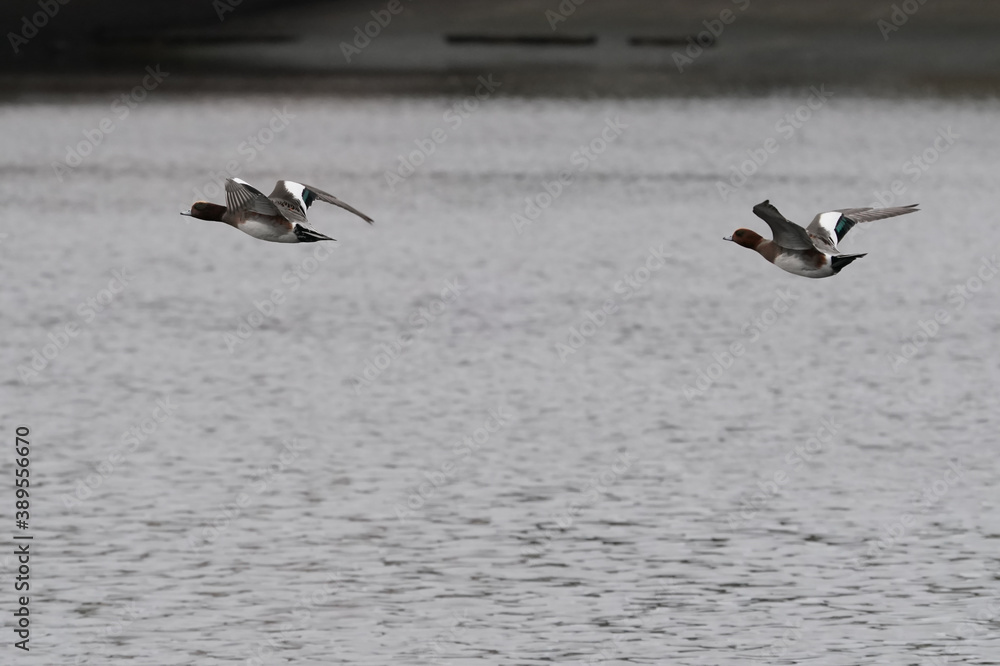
[181,178,373,243]
[725,200,918,278]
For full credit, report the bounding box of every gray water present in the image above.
[2,91,1000,664]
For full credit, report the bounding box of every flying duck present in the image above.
[181,178,373,243]
[725,200,918,278]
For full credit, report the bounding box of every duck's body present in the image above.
[182,178,373,243]
[771,245,867,279]
[725,200,918,278]
[235,213,298,243]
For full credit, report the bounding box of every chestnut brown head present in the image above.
[181,202,227,222]
[724,228,763,249]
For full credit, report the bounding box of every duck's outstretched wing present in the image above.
[269,181,373,225]
[751,200,815,250]
[807,204,919,253]
[225,178,285,217]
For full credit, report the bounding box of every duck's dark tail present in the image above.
[831,253,867,274]
[293,225,335,243]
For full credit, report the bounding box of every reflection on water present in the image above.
[2,93,999,664]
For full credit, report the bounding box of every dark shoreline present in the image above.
[3,70,999,100]
[3,0,1000,98]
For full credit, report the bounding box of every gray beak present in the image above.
[723,235,733,241]
[180,210,192,216]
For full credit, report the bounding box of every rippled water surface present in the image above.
[3,93,1000,664]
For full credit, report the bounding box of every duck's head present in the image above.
[724,228,763,249]
[180,202,226,222]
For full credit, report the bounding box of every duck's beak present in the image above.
[180,210,192,216]
[723,235,733,241]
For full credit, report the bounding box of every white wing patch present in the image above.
[815,211,842,237]
[805,204,917,255]
[806,211,845,253]
[266,180,310,223]
[268,180,374,225]
[280,181,308,213]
